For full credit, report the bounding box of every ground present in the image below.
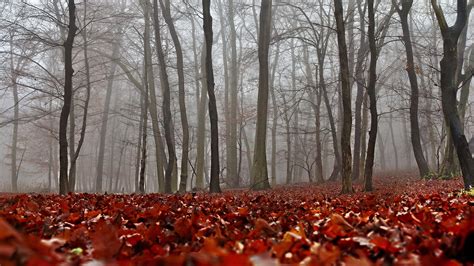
[0,175,473,265]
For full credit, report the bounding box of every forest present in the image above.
[0,0,473,265]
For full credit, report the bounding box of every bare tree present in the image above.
[431,0,474,189]
[333,0,353,194]
[158,0,190,193]
[393,0,430,178]
[251,0,273,190]
[151,0,176,193]
[203,0,221,193]
[59,0,78,195]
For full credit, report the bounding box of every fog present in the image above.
[0,0,472,193]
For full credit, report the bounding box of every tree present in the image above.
[251,0,272,190]
[158,0,190,193]
[333,0,353,194]
[59,0,78,195]
[203,0,221,193]
[95,27,122,193]
[363,0,378,192]
[69,0,92,192]
[151,0,176,193]
[393,0,430,178]
[431,0,474,189]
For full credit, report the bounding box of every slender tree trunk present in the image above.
[139,105,148,194]
[48,98,53,192]
[251,0,272,190]
[352,2,367,181]
[59,0,77,195]
[142,0,166,193]
[159,0,190,193]
[69,96,76,191]
[196,50,208,189]
[9,34,19,192]
[360,92,369,177]
[283,96,292,185]
[216,0,230,188]
[203,0,221,193]
[363,0,378,191]
[139,39,150,195]
[150,0,175,193]
[394,0,430,177]
[135,93,144,193]
[270,42,280,186]
[228,0,239,187]
[389,112,400,170]
[334,0,353,193]
[95,33,120,193]
[318,52,341,181]
[69,3,91,192]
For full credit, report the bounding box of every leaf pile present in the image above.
[0,177,473,265]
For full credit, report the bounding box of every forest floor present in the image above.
[0,175,473,265]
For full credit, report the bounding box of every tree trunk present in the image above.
[395,0,430,177]
[318,51,341,181]
[389,112,400,170]
[69,3,91,192]
[334,0,353,193]
[203,0,221,193]
[142,0,166,193]
[151,0,175,193]
[228,0,239,188]
[59,0,77,195]
[251,0,272,190]
[283,95,292,185]
[352,1,367,181]
[95,32,120,193]
[363,0,378,191]
[270,42,280,186]
[431,0,474,189]
[159,0,190,193]
[196,44,208,189]
[9,33,19,192]
[135,93,144,193]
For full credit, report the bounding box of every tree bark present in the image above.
[69,1,91,192]
[142,0,166,193]
[59,0,77,195]
[159,0,189,193]
[228,0,239,187]
[95,32,120,193]
[394,0,430,177]
[9,33,19,192]
[363,0,377,191]
[431,0,474,189]
[151,0,175,193]
[196,44,208,189]
[203,0,221,193]
[251,0,272,190]
[352,1,367,181]
[389,112,400,170]
[270,42,280,186]
[334,0,353,194]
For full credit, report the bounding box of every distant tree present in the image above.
[251,0,272,190]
